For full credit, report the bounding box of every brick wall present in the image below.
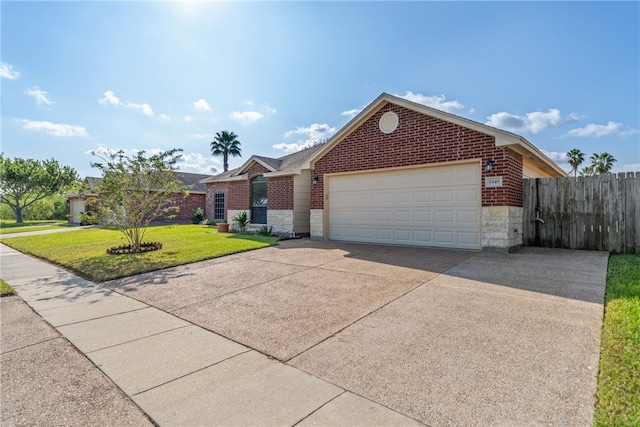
[205,183,228,220]
[268,176,294,210]
[163,193,206,223]
[311,103,523,209]
[227,163,269,211]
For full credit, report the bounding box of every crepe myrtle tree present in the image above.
[90,148,189,253]
[0,154,79,223]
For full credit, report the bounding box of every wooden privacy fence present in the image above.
[523,172,640,254]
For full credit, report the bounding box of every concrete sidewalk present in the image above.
[0,243,424,426]
[0,224,94,239]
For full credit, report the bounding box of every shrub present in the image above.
[191,207,204,224]
[232,211,250,233]
[257,225,273,236]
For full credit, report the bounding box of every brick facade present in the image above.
[311,103,523,210]
[268,176,294,210]
[170,193,206,223]
[205,183,228,221]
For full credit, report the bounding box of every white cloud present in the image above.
[395,91,464,113]
[193,99,212,112]
[99,91,153,116]
[26,87,54,105]
[176,152,220,175]
[127,102,154,116]
[88,146,220,175]
[231,110,264,124]
[563,121,639,139]
[541,150,568,162]
[184,115,193,122]
[99,91,121,105]
[617,163,640,173]
[0,62,19,79]
[20,119,89,137]
[485,109,579,134]
[188,132,212,139]
[160,114,170,121]
[272,142,317,153]
[284,123,336,140]
[341,108,360,118]
[274,123,336,153]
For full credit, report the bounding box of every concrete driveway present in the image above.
[103,239,608,426]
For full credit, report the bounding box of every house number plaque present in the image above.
[485,176,503,188]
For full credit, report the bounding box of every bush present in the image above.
[257,225,273,236]
[191,207,204,224]
[79,211,99,225]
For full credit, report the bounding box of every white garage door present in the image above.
[328,163,481,249]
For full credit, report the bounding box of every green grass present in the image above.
[1,225,278,282]
[595,254,640,426]
[0,220,66,228]
[0,224,74,235]
[0,279,16,296]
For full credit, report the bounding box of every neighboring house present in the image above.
[67,172,212,224]
[204,93,565,252]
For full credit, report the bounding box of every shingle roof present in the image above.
[201,143,326,183]
[83,172,213,193]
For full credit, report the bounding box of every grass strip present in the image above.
[0,279,16,296]
[0,220,66,228]
[595,254,640,426]
[1,224,278,282]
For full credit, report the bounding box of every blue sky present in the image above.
[2,1,638,178]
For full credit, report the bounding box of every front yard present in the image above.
[0,224,278,282]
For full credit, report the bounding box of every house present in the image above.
[205,92,566,251]
[202,144,325,235]
[67,172,212,224]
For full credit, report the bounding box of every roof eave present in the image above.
[201,175,247,184]
[495,136,567,177]
[263,169,301,178]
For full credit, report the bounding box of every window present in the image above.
[214,193,225,220]
[251,176,267,224]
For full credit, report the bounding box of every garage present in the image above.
[327,162,481,249]
[69,198,85,224]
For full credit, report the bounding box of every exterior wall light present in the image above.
[312,176,319,185]
[485,159,495,172]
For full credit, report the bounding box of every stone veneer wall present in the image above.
[267,210,294,235]
[310,209,324,240]
[481,206,523,252]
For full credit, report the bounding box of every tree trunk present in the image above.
[14,206,23,223]
[223,152,229,172]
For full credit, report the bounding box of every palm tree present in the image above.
[588,152,617,175]
[210,131,242,172]
[566,148,585,177]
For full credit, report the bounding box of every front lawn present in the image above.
[595,254,640,426]
[0,220,66,228]
[0,224,74,235]
[1,225,278,282]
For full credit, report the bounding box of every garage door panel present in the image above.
[457,210,479,224]
[413,211,433,222]
[434,231,455,244]
[457,188,479,202]
[434,211,454,223]
[328,163,481,249]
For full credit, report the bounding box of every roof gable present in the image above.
[302,93,565,176]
